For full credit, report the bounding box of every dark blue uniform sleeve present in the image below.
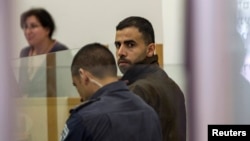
[60,113,111,141]
[60,113,89,141]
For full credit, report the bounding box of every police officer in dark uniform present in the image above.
[60,43,162,141]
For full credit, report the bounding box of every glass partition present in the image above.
[11,46,187,141]
[12,49,80,97]
[12,53,47,97]
[55,49,79,97]
[12,49,82,141]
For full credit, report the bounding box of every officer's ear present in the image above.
[79,68,87,82]
[79,68,83,78]
[79,68,89,84]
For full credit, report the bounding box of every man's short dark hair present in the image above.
[71,43,117,78]
[116,16,155,45]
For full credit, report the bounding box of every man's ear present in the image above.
[79,68,89,83]
[79,68,84,79]
[146,43,155,57]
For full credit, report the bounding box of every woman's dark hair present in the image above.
[20,8,56,38]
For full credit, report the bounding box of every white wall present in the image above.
[162,0,186,94]
[162,0,185,64]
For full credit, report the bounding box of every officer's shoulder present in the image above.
[70,98,100,114]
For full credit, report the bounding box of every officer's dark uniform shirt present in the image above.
[60,81,162,141]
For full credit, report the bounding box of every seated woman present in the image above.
[20,8,68,57]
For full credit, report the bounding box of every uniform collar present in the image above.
[89,81,128,99]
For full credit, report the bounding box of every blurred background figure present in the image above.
[18,8,70,97]
[20,7,68,57]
